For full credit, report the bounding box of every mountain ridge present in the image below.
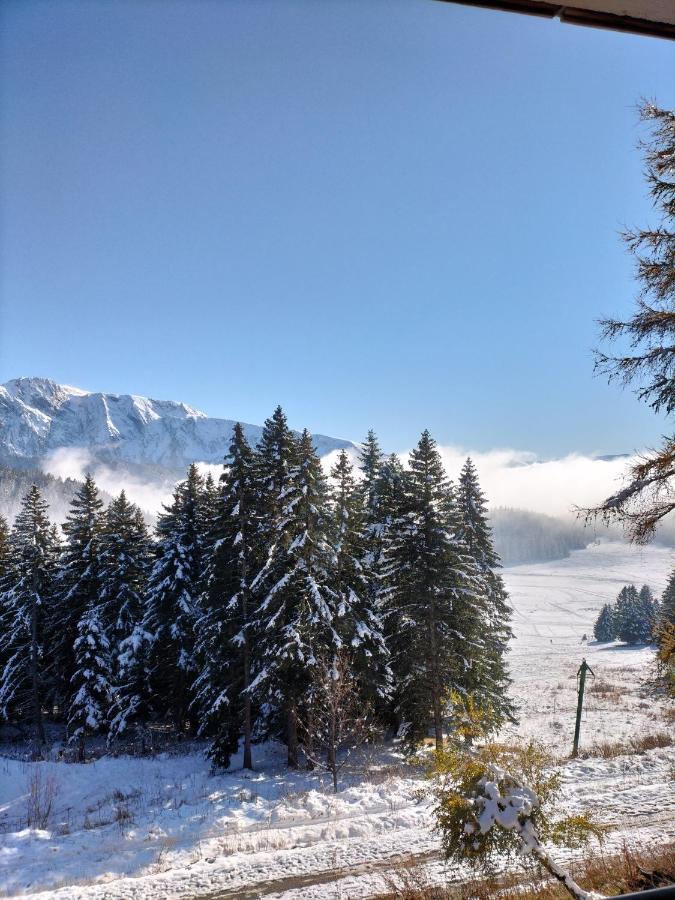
[0,376,355,471]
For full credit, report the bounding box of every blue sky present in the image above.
[1,0,673,456]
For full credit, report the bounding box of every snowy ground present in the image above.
[1,541,673,899]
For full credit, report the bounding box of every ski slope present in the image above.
[1,541,673,899]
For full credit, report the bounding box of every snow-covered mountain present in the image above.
[0,377,354,471]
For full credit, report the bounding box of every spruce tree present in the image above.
[68,602,111,760]
[456,458,515,727]
[637,585,659,642]
[99,492,153,743]
[661,569,675,631]
[659,572,675,677]
[194,423,259,769]
[384,431,484,750]
[252,428,339,768]
[0,487,56,744]
[593,603,615,643]
[614,585,643,644]
[144,463,206,731]
[329,449,392,707]
[358,430,383,529]
[0,516,14,685]
[0,515,13,588]
[52,474,105,718]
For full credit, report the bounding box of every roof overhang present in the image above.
[434,0,675,39]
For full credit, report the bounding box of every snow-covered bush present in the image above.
[428,698,605,900]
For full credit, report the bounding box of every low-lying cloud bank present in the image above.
[324,445,634,521]
[42,444,634,522]
[433,446,632,519]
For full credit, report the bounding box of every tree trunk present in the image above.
[77,733,85,763]
[287,704,299,769]
[327,706,337,791]
[243,690,253,770]
[304,706,315,770]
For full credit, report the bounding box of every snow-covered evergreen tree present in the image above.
[194,423,259,769]
[456,458,515,727]
[52,474,104,716]
[383,431,484,750]
[358,430,383,529]
[68,602,111,760]
[0,515,13,690]
[329,450,392,707]
[143,464,206,730]
[99,492,153,743]
[252,428,340,768]
[593,603,615,642]
[0,514,12,587]
[661,569,675,630]
[614,585,644,644]
[0,487,56,743]
[637,584,659,642]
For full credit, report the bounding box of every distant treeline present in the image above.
[489,507,590,567]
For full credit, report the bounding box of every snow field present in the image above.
[1,541,674,899]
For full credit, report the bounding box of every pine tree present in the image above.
[252,428,339,768]
[661,569,675,631]
[0,516,13,690]
[99,492,153,743]
[68,602,111,760]
[144,464,206,731]
[358,430,383,528]
[614,585,643,644]
[593,604,615,643]
[52,474,105,718]
[384,431,484,750]
[0,487,56,744]
[637,584,659,642]
[0,515,13,588]
[329,449,392,707]
[194,423,259,769]
[255,406,299,529]
[659,571,675,678]
[456,458,515,727]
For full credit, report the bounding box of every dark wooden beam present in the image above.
[434,0,675,40]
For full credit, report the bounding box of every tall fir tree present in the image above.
[0,487,56,744]
[143,463,207,731]
[0,514,13,588]
[358,430,384,530]
[614,585,644,644]
[194,423,259,769]
[593,604,615,642]
[251,429,340,767]
[329,449,392,707]
[637,584,659,642]
[52,474,105,719]
[99,492,153,743]
[661,569,675,631]
[0,516,13,688]
[68,602,111,760]
[456,458,515,727]
[383,431,484,750]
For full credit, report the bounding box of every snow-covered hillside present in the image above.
[1,542,672,899]
[0,378,354,471]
